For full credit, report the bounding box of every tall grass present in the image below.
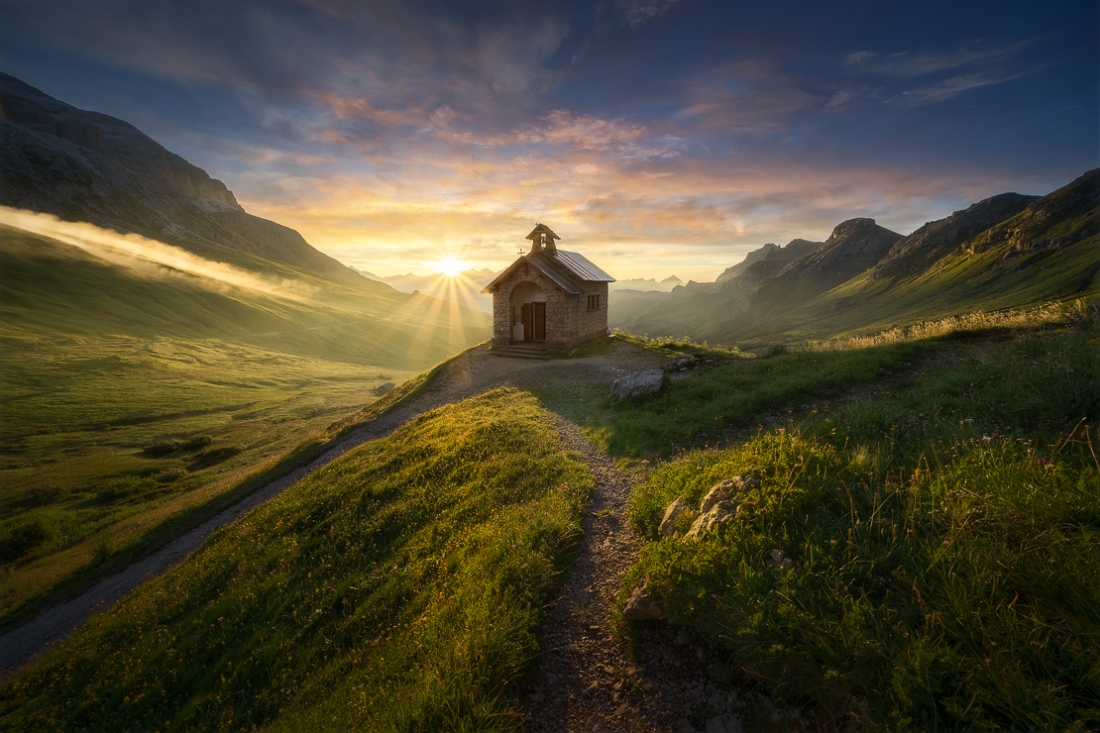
[813,298,1093,351]
[624,328,1100,729]
[0,388,593,732]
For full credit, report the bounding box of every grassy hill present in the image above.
[0,218,490,630]
[0,389,592,731]
[1,305,1097,729]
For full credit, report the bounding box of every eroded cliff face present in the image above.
[0,72,356,280]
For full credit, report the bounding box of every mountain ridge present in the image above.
[0,72,363,283]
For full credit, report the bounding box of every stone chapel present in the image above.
[482,224,615,354]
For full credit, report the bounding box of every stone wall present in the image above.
[490,262,608,351]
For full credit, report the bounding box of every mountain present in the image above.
[715,242,778,282]
[610,275,683,292]
[0,73,492,368]
[614,171,1099,347]
[0,72,359,282]
[380,268,498,313]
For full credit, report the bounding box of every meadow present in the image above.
[619,324,1099,729]
[0,389,593,731]
[0,224,491,631]
[0,329,414,631]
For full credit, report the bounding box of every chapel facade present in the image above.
[482,224,615,353]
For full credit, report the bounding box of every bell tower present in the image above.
[525,223,560,256]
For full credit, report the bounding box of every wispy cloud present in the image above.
[677,63,822,130]
[892,71,1028,106]
[614,0,684,29]
[843,39,1037,78]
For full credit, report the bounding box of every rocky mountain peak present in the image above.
[828,217,878,241]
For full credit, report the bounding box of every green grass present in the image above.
[0,330,417,630]
[0,223,492,630]
[533,335,933,459]
[0,388,593,732]
[623,327,1100,730]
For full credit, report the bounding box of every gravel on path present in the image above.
[525,417,740,733]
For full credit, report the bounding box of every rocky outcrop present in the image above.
[658,475,759,540]
[870,192,1039,281]
[658,498,692,537]
[610,369,665,400]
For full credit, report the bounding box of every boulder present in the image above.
[371,381,396,396]
[699,475,758,514]
[667,354,699,372]
[609,369,665,400]
[686,501,736,539]
[658,498,691,537]
[623,582,665,621]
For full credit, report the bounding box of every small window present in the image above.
[587,294,601,311]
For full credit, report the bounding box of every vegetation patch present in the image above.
[624,327,1100,729]
[0,388,594,732]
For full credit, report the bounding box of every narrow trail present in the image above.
[0,341,665,679]
[526,417,740,733]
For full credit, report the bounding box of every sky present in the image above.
[2,0,1097,281]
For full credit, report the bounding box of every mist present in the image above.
[0,206,317,303]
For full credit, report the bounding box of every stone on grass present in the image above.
[699,475,758,514]
[686,501,736,539]
[609,369,665,400]
[667,354,699,372]
[623,581,665,621]
[371,381,396,396]
[658,498,691,537]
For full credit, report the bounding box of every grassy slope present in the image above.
[0,389,593,732]
[0,225,489,629]
[620,327,1100,729]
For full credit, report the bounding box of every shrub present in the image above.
[0,519,54,563]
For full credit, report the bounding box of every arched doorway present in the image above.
[510,281,545,342]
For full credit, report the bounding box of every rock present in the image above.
[623,582,665,621]
[371,381,395,396]
[609,369,665,400]
[676,719,701,733]
[705,713,743,733]
[658,498,691,537]
[667,354,699,371]
[765,548,795,571]
[686,501,736,539]
[699,475,758,514]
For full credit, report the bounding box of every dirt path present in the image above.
[0,340,666,678]
[526,417,741,733]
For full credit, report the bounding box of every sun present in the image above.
[431,258,468,277]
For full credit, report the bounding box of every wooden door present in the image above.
[522,303,533,341]
[533,302,546,341]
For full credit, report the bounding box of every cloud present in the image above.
[677,63,822,130]
[825,90,854,110]
[843,39,1037,79]
[615,0,684,28]
[892,71,1027,106]
[518,110,647,150]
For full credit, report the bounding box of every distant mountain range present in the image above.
[613,171,1099,347]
